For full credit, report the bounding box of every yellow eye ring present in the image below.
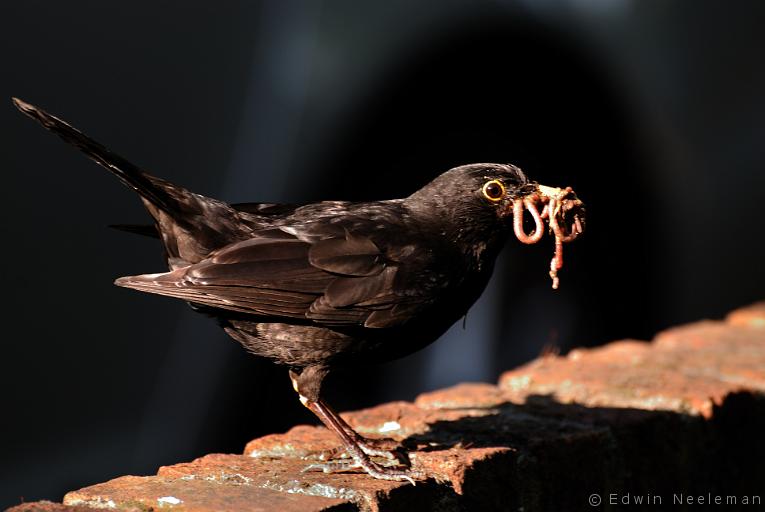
[482,180,506,202]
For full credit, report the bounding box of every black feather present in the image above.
[13,98,178,214]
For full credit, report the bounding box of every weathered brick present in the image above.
[726,301,765,328]
[244,425,338,459]
[499,320,765,418]
[237,391,621,510]
[159,453,452,512]
[7,502,94,512]
[14,302,765,512]
[414,382,506,410]
[62,474,352,512]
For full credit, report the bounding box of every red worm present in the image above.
[574,215,584,236]
[549,235,564,290]
[549,198,580,243]
[512,189,583,289]
[512,197,545,244]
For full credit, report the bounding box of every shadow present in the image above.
[394,392,765,511]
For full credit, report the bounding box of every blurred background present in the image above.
[1,0,764,506]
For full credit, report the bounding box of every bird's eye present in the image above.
[482,180,506,202]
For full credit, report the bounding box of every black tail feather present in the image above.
[13,97,252,265]
[12,97,177,214]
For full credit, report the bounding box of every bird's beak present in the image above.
[504,183,586,289]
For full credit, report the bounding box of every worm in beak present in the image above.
[510,184,585,289]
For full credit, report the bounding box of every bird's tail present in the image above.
[12,97,246,266]
[12,98,185,215]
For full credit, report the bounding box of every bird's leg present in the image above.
[289,368,421,483]
[302,399,420,483]
[299,401,407,463]
[316,399,409,464]
[289,368,403,461]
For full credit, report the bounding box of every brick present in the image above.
[245,425,338,459]
[159,453,450,512]
[62,474,352,512]
[499,320,765,418]
[496,312,765,504]
[655,321,765,391]
[7,502,94,512]
[726,301,765,327]
[14,302,765,511]
[414,383,506,410]
[341,401,432,438]
[237,391,620,510]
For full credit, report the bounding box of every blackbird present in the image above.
[13,97,584,483]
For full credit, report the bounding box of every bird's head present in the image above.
[405,163,585,288]
[405,163,531,220]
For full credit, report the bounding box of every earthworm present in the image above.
[512,186,585,289]
[512,196,545,244]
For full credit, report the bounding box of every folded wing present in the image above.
[115,226,434,328]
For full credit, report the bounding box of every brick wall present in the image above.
[10,303,765,511]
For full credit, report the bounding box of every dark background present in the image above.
[1,0,764,507]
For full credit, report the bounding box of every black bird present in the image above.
[13,98,584,483]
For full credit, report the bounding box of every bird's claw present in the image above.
[311,437,408,464]
[301,457,423,485]
[357,437,409,464]
[309,446,350,461]
[302,460,356,473]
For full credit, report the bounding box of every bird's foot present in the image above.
[312,437,408,464]
[357,436,409,463]
[302,456,423,485]
[295,394,421,483]
[310,446,348,461]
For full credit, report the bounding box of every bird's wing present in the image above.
[115,224,442,328]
